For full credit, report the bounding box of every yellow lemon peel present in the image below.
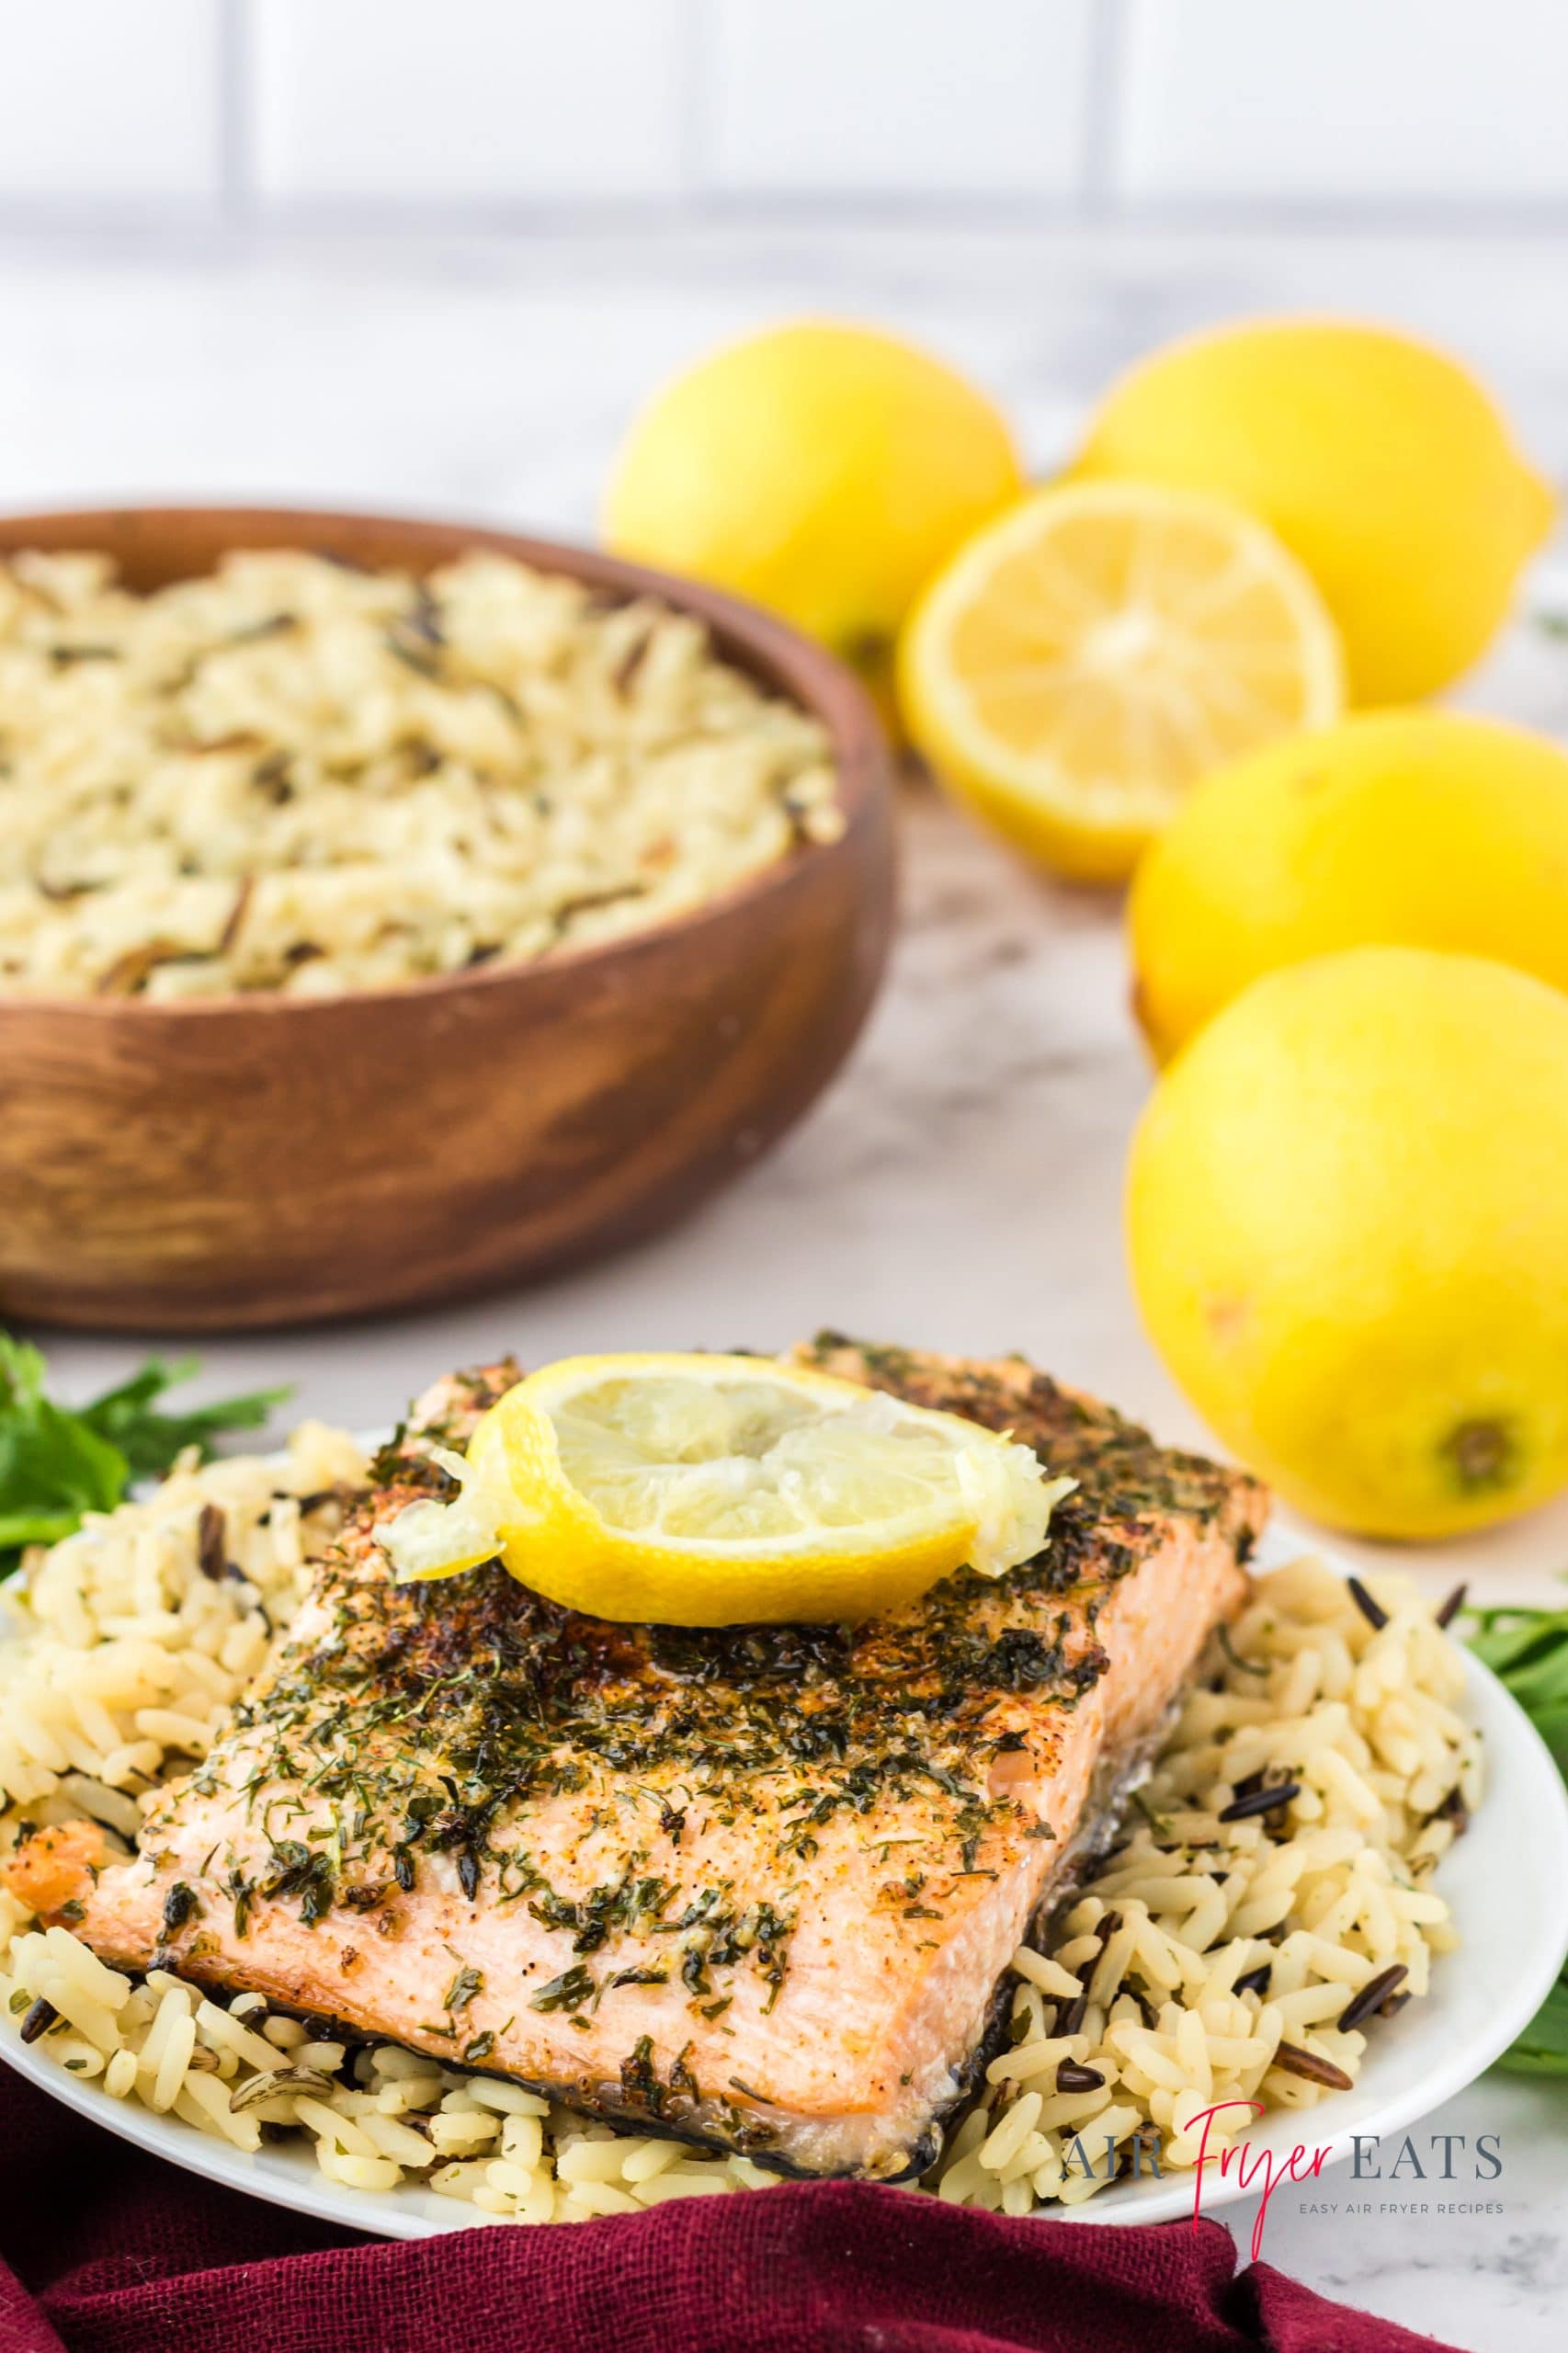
[381,1353,1074,1626]
[899,482,1343,882]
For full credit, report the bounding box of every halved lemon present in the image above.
[381,1352,1073,1626]
[898,481,1345,881]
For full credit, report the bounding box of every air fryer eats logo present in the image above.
[1063,2106,1503,2256]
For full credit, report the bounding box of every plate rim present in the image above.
[4,1526,1566,2236]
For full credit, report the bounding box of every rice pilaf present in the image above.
[0,548,839,1000]
[0,1438,1477,2221]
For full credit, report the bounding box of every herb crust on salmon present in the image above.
[51,1339,1266,2178]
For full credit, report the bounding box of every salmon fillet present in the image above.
[58,1339,1266,2179]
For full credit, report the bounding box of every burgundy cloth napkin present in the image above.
[0,2070,1461,2353]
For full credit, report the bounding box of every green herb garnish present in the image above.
[443,1966,483,2013]
[1469,1603,1568,1780]
[1493,1971,1568,2078]
[1131,1787,1174,1838]
[528,1964,596,2015]
[1468,1598,1568,2074]
[1219,1623,1269,1677]
[0,1333,288,1578]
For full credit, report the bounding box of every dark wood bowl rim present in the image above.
[0,503,888,1024]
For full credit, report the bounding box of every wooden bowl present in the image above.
[0,506,895,1332]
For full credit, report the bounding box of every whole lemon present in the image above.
[1074,319,1554,704]
[1131,710,1568,1063]
[1126,946,1568,1539]
[603,320,1024,717]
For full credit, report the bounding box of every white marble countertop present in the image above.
[5,222,1566,2346]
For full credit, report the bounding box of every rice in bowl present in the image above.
[0,548,840,1001]
[0,1443,1479,2222]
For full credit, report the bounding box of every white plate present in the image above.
[5,1525,1566,2236]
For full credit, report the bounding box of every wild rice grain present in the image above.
[1335,1964,1409,2032]
[1218,1780,1302,1823]
[197,1505,228,1582]
[1346,1578,1390,1632]
[1271,2041,1356,2092]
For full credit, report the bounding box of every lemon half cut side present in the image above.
[899,481,1345,882]
[381,1353,1074,1627]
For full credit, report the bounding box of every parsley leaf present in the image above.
[0,1332,289,1577]
[74,1353,289,1481]
[1494,1971,1568,2079]
[1468,1597,1568,2075]
[1468,1604,1568,1781]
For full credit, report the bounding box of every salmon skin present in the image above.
[58,1339,1265,2180]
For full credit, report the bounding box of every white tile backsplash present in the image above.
[0,0,222,201]
[4,0,1568,219]
[701,0,1096,197]
[248,0,688,201]
[1117,0,1568,201]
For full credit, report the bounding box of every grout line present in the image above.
[1078,0,1129,217]
[217,0,253,222]
[681,0,712,199]
[7,193,1568,246]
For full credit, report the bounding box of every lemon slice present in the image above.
[898,482,1344,882]
[381,1352,1073,1626]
